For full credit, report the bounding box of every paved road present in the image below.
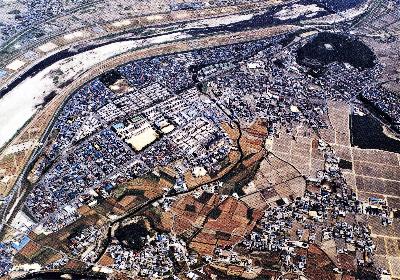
[0,0,376,234]
[0,22,299,234]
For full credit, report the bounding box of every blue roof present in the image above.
[112,123,124,130]
[105,183,114,191]
[12,236,30,251]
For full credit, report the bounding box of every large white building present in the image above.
[113,115,159,151]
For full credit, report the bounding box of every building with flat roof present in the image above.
[112,115,159,151]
